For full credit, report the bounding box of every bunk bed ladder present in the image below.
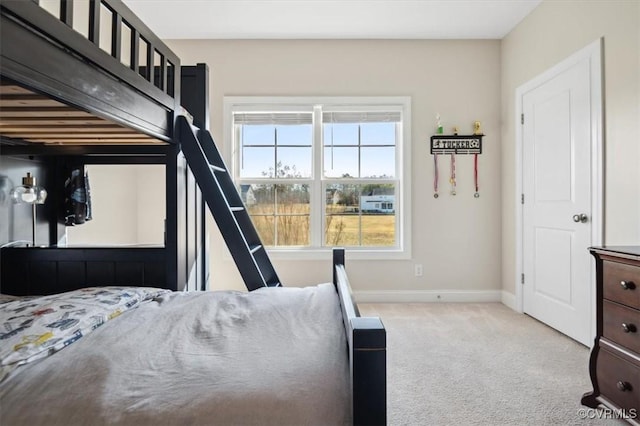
[177,116,281,291]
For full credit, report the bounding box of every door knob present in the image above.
[572,214,588,223]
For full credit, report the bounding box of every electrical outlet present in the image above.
[414,264,423,277]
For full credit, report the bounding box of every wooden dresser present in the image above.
[582,247,640,423]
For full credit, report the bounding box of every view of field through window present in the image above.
[325,183,396,246]
[234,107,399,248]
[242,183,396,246]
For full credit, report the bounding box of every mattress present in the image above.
[0,283,350,426]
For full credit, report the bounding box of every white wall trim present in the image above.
[501,291,518,311]
[354,290,502,304]
[514,38,604,322]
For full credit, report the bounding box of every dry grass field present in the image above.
[247,203,395,246]
[325,214,395,246]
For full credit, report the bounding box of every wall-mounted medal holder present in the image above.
[430,134,483,155]
[430,134,484,199]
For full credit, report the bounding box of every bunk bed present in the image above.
[0,1,386,425]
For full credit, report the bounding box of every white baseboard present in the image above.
[501,291,518,311]
[353,290,502,304]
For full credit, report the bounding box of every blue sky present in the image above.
[239,123,396,178]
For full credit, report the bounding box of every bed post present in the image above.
[332,248,387,426]
[333,247,345,288]
[351,317,386,426]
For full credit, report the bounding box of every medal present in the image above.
[474,153,480,198]
[433,153,439,198]
[449,154,456,196]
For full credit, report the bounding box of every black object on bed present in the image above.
[0,1,387,424]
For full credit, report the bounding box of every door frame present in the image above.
[514,39,604,338]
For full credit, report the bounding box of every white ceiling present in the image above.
[122,0,542,40]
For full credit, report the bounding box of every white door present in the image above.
[520,43,602,346]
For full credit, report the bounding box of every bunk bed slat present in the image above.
[0,78,167,145]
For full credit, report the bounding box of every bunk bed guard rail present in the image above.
[0,0,180,141]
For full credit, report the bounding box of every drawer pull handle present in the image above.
[616,381,632,392]
[621,323,637,333]
[620,281,636,290]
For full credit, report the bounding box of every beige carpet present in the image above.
[359,303,623,426]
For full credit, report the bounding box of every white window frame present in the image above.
[223,96,411,260]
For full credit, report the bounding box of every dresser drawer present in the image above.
[603,300,640,354]
[597,348,640,411]
[603,260,640,309]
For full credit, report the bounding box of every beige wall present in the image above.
[66,165,165,246]
[500,0,640,297]
[167,39,502,294]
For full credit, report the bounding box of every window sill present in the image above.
[261,247,410,261]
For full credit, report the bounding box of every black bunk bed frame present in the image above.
[0,1,386,424]
[0,0,206,293]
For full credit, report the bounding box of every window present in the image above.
[224,97,411,258]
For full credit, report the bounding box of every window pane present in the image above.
[276,184,310,214]
[362,215,395,246]
[360,185,395,247]
[361,122,396,146]
[360,189,395,213]
[323,123,358,146]
[246,184,310,247]
[325,215,359,246]
[251,215,275,246]
[242,125,274,146]
[277,147,311,178]
[245,184,275,245]
[325,184,361,246]
[324,147,358,178]
[325,183,396,247]
[243,184,274,215]
[361,147,395,178]
[277,216,309,246]
[241,147,274,178]
[278,125,312,146]
[325,183,360,213]
[276,184,310,246]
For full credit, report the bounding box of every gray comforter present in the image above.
[0,284,350,426]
